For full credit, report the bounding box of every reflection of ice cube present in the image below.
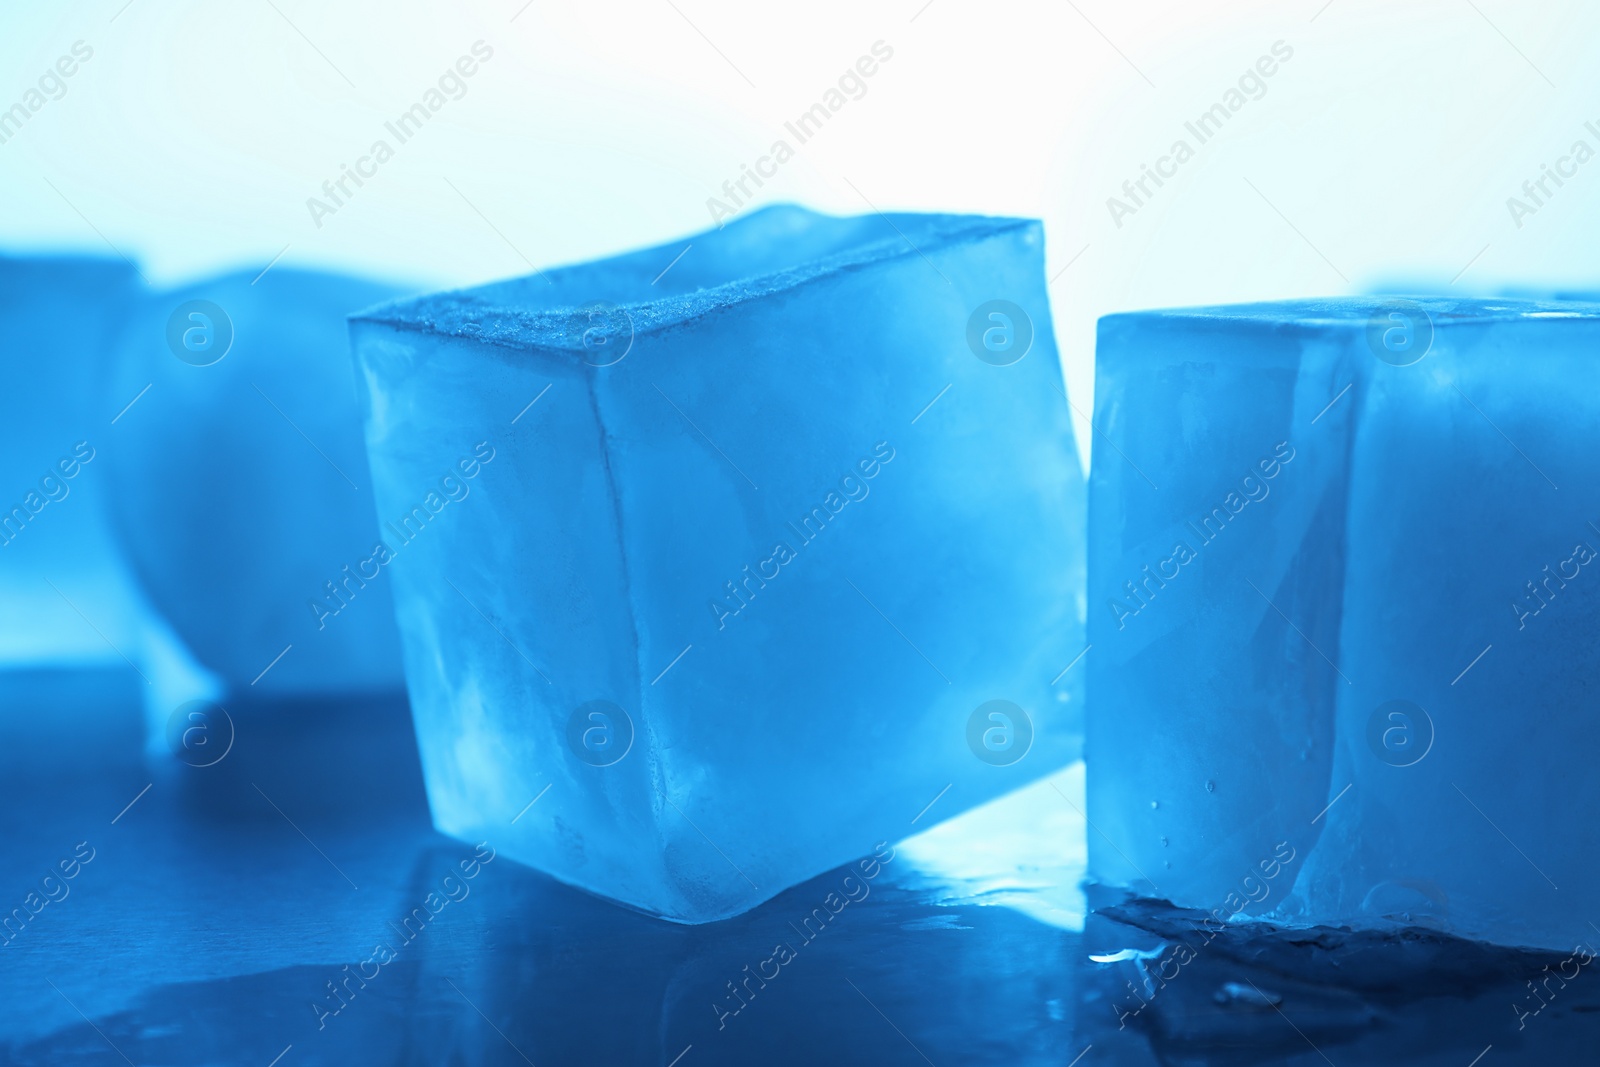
[0,256,146,668]
[1089,296,1600,951]
[106,269,409,697]
[352,205,1086,923]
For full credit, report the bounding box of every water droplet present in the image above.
[1164,860,1172,868]
[1359,880,1450,930]
[1205,780,1216,793]
[1150,800,1159,810]
[1214,981,1282,1008]
[1160,836,1169,847]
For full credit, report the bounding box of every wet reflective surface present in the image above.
[2,669,1597,1065]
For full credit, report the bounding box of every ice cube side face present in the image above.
[352,207,1086,922]
[105,269,408,696]
[1088,297,1600,951]
[0,258,145,665]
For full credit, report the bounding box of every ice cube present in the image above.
[350,204,1086,922]
[105,268,408,697]
[1088,296,1600,951]
[0,256,146,667]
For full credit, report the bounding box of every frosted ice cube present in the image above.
[0,256,146,667]
[1088,296,1600,951]
[351,204,1086,922]
[106,268,408,696]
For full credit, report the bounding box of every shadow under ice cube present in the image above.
[351,204,1086,923]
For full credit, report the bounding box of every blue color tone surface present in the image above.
[350,205,1087,923]
[0,256,146,667]
[104,269,410,699]
[1,672,1595,1066]
[1089,296,1600,952]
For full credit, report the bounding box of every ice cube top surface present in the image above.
[356,205,1035,350]
[1089,295,1600,952]
[1104,294,1600,324]
[106,268,408,696]
[353,204,1086,923]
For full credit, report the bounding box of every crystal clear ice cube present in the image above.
[1089,296,1600,951]
[107,269,408,696]
[0,256,145,667]
[352,205,1086,922]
